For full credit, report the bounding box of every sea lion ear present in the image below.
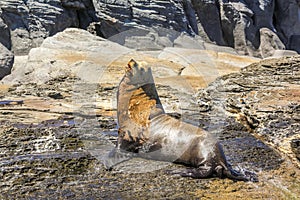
[127,59,137,70]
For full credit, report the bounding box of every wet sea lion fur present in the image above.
[108,59,257,181]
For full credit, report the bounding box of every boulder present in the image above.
[0,13,10,50]
[271,50,298,58]
[274,0,300,45]
[0,43,14,79]
[191,0,225,45]
[173,33,205,49]
[1,28,131,85]
[289,35,300,53]
[0,0,299,60]
[93,0,195,36]
[197,56,300,168]
[0,0,95,55]
[259,28,285,58]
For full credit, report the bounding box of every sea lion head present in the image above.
[125,59,155,87]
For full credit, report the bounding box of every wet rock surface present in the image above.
[0,98,299,199]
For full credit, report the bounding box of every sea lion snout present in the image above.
[125,59,154,85]
[126,59,136,71]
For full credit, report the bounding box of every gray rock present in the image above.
[0,0,95,55]
[191,0,225,45]
[203,42,238,55]
[0,0,299,63]
[93,0,195,36]
[107,26,205,51]
[289,35,300,53]
[0,43,14,79]
[259,28,285,58]
[271,49,299,58]
[173,33,205,49]
[246,0,275,30]
[219,2,258,56]
[1,28,131,85]
[274,0,300,46]
[0,13,11,50]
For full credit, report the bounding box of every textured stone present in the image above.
[0,13,11,50]
[93,0,194,34]
[0,43,14,79]
[289,35,300,53]
[191,0,225,45]
[0,0,299,61]
[259,28,285,58]
[197,56,300,168]
[274,0,300,46]
[1,28,131,85]
[0,0,96,55]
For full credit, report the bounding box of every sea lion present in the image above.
[110,59,256,181]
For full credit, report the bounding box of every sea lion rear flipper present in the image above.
[102,148,133,170]
[223,167,259,182]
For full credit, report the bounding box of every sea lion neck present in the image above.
[117,78,165,126]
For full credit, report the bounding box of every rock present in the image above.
[113,27,175,51]
[289,35,300,53]
[158,47,259,88]
[271,50,299,58]
[0,0,298,64]
[0,13,11,50]
[219,2,258,56]
[247,0,275,30]
[197,56,300,168]
[173,33,205,49]
[191,0,225,45]
[291,139,300,162]
[108,27,204,51]
[274,0,300,46]
[0,0,95,55]
[0,43,14,79]
[93,0,195,35]
[203,43,238,55]
[259,28,285,58]
[1,28,131,85]
[1,27,260,123]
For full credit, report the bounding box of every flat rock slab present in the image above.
[0,120,299,199]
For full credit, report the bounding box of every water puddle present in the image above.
[0,100,24,106]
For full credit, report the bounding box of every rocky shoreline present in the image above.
[0,28,299,198]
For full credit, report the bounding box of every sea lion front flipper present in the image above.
[102,148,133,170]
[166,166,213,179]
